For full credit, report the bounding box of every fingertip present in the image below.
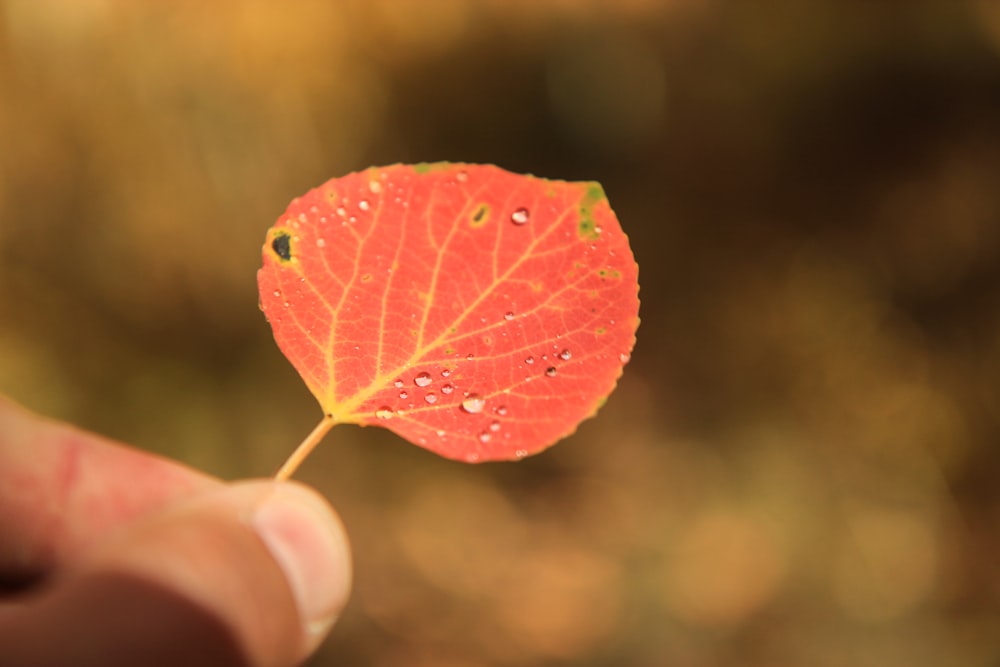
[249,481,352,641]
[0,480,352,667]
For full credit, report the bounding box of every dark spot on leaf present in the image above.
[470,203,490,227]
[272,232,292,261]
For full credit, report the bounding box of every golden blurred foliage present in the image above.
[3,1,1000,665]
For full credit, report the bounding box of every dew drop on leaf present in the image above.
[424,392,438,404]
[525,356,534,365]
[414,372,432,387]
[375,407,394,419]
[545,367,558,377]
[479,432,492,443]
[559,349,572,361]
[440,368,452,378]
[511,207,530,225]
[359,200,370,211]
[441,384,455,395]
[495,405,508,416]
[504,311,515,321]
[399,390,408,399]
[461,394,486,414]
[489,421,501,432]
[393,379,404,389]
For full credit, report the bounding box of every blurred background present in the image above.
[2,1,1000,665]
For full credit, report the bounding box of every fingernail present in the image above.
[252,483,352,634]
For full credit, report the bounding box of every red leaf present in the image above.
[258,163,638,469]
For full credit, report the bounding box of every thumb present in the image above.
[0,481,352,667]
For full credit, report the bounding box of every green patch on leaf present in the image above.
[412,162,450,174]
[577,182,606,241]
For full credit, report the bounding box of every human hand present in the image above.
[0,396,351,667]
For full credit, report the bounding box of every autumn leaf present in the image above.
[258,163,638,475]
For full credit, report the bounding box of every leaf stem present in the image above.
[274,414,336,481]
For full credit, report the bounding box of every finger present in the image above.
[0,480,352,667]
[0,396,219,577]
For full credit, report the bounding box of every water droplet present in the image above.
[514,449,528,459]
[545,367,557,377]
[456,170,469,183]
[375,407,394,419]
[466,353,474,361]
[436,429,446,437]
[358,199,370,211]
[461,394,486,414]
[489,421,501,433]
[399,390,408,399]
[620,352,631,363]
[297,213,308,223]
[595,226,603,235]
[478,432,492,443]
[504,311,515,321]
[393,379,404,388]
[316,238,326,248]
[495,405,508,416]
[441,384,455,395]
[424,392,438,404]
[559,349,572,361]
[524,356,534,365]
[335,206,346,217]
[414,372,432,387]
[510,207,530,225]
[272,289,281,297]
[368,180,382,194]
[440,368,452,378]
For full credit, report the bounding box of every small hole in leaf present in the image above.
[272,232,292,261]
